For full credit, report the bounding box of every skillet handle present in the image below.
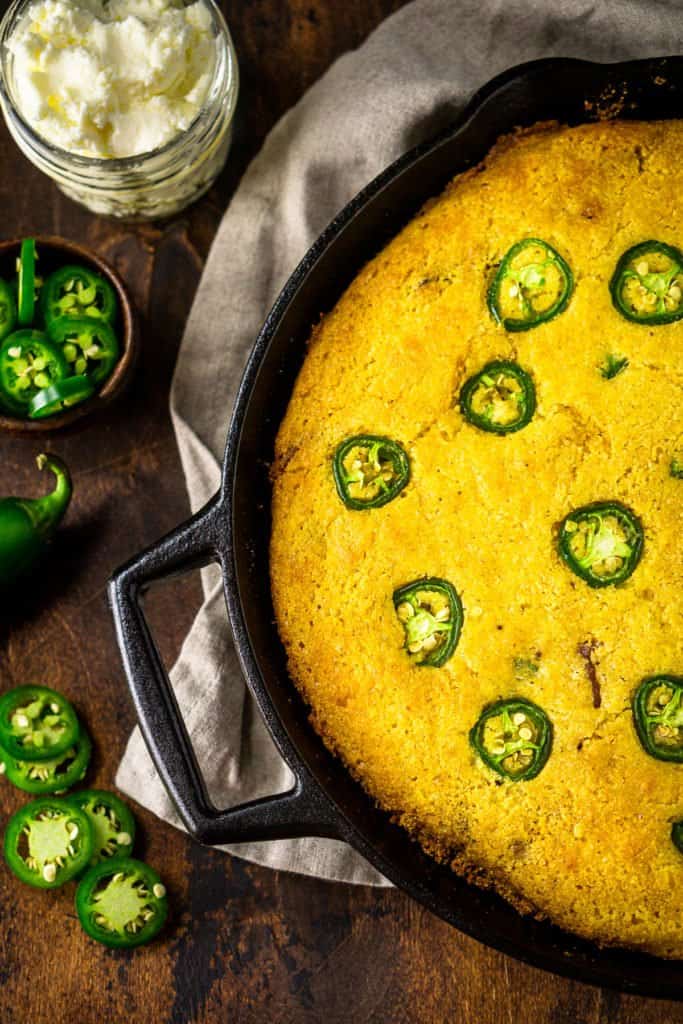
[108,495,341,845]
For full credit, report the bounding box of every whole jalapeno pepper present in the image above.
[632,676,683,763]
[558,501,643,588]
[610,241,683,324]
[488,238,574,331]
[333,435,410,510]
[0,453,72,588]
[393,577,463,667]
[470,697,553,781]
[459,360,536,435]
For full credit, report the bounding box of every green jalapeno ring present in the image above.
[671,820,683,854]
[29,374,96,420]
[47,316,120,386]
[41,265,117,329]
[0,278,17,342]
[67,790,136,866]
[558,500,643,588]
[488,238,574,332]
[0,685,80,762]
[17,238,37,327]
[459,359,536,435]
[470,697,553,781]
[0,730,92,795]
[333,435,410,510]
[393,576,463,668]
[610,240,683,325]
[0,330,68,417]
[4,797,94,888]
[632,676,683,763]
[76,857,169,948]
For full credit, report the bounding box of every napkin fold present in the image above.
[117,0,679,883]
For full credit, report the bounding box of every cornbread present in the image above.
[270,120,683,957]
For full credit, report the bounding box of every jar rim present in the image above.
[0,0,239,170]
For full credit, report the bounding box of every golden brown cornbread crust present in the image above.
[270,120,683,957]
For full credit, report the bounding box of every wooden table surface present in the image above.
[0,3,682,1022]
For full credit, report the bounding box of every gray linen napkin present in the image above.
[117,0,681,883]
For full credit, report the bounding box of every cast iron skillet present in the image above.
[109,57,683,997]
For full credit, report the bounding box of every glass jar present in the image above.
[0,0,239,220]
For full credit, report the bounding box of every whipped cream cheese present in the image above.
[6,0,218,158]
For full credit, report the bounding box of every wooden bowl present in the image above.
[0,236,137,435]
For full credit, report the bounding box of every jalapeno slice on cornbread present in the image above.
[470,698,552,781]
[610,241,683,324]
[558,501,643,588]
[459,360,536,435]
[633,676,683,763]
[393,577,463,667]
[333,435,409,510]
[488,238,573,331]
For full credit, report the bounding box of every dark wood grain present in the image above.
[0,3,682,1023]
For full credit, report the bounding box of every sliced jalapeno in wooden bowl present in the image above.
[470,698,553,781]
[41,264,117,329]
[4,797,94,888]
[0,730,92,794]
[29,374,96,420]
[76,857,168,948]
[333,435,410,509]
[488,238,574,331]
[610,241,683,324]
[0,330,68,417]
[393,577,463,667]
[0,685,80,762]
[68,790,136,866]
[558,500,643,588]
[459,360,536,435]
[633,676,683,763]
[17,238,37,327]
[0,237,137,436]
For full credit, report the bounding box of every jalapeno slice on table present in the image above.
[393,577,463,667]
[29,374,95,420]
[76,857,168,948]
[558,501,643,588]
[488,238,573,331]
[333,435,410,509]
[610,241,683,324]
[470,698,552,781]
[633,676,683,762]
[41,265,117,327]
[0,685,79,762]
[0,730,92,794]
[68,790,136,865]
[0,330,68,416]
[4,798,94,888]
[0,278,17,342]
[460,360,536,434]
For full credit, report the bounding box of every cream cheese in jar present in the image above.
[0,0,238,218]
[6,0,218,159]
